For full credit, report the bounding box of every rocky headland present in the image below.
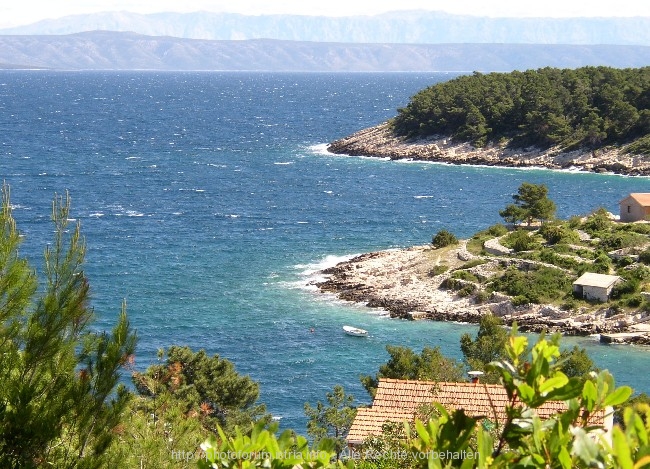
[313,241,650,345]
[327,122,650,176]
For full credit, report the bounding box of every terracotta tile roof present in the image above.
[347,408,413,444]
[621,193,650,206]
[347,378,608,445]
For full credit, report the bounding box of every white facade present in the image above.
[573,272,621,302]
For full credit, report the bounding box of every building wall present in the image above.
[620,199,649,222]
[582,285,609,302]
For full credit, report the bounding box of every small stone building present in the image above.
[619,193,650,222]
[572,272,621,302]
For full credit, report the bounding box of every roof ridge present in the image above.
[378,378,505,389]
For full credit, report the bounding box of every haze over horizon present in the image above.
[2,0,650,29]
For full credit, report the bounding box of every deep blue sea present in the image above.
[1,71,650,432]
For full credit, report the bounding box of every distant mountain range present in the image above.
[1,10,650,46]
[1,32,649,72]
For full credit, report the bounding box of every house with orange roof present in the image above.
[619,193,650,222]
[346,378,611,446]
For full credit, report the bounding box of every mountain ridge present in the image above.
[2,11,650,46]
[1,31,650,72]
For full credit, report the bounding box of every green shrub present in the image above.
[503,230,537,252]
[621,265,650,281]
[567,215,583,229]
[599,231,648,251]
[561,298,578,311]
[550,243,572,253]
[512,295,531,306]
[611,278,640,299]
[432,229,458,249]
[457,285,476,297]
[485,223,509,237]
[467,235,490,255]
[625,134,650,155]
[638,248,650,264]
[621,222,650,235]
[441,278,463,291]
[474,290,490,304]
[489,266,571,304]
[624,294,644,308]
[428,265,449,276]
[538,248,581,270]
[592,252,613,274]
[451,270,479,282]
[458,259,488,269]
[582,208,612,234]
[539,223,580,245]
[615,256,635,268]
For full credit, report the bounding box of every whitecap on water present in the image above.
[294,253,357,277]
[308,143,329,155]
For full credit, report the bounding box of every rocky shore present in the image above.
[327,122,650,176]
[313,243,650,345]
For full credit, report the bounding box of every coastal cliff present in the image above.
[313,241,650,345]
[327,122,650,176]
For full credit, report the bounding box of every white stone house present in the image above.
[619,193,650,222]
[573,272,621,302]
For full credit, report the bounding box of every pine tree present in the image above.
[304,385,356,460]
[132,345,268,435]
[0,185,136,468]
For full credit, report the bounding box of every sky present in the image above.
[1,0,650,28]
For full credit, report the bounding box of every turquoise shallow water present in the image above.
[1,71,649,432]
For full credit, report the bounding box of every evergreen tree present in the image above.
[459,314,509,384]
[393,66,650,153]
[304,385,356,460]
[132,345,268,434]
[0,185,136,469]
[360,345,465,397]
[558,345,597,381]
[500,182,556,226]
[431,229,458,249]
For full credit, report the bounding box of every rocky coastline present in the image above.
[313,243,650,346]
[327,122,650,176]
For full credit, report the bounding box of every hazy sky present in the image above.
[2,0,649,28]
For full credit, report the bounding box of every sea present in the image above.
[1,71,649,432]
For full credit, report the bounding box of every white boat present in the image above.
[343,325,368,337]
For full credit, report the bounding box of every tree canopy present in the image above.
[460,314,509,384]
[0,186,136,469]
[499,182,556,225]
[132,345,268,434]
[304,385,357,460]
[393,66,650,154]
[360,345,465,398]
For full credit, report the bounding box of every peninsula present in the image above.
[313,186,650,345]
[327,121,650,175]
[328,66,650,176]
